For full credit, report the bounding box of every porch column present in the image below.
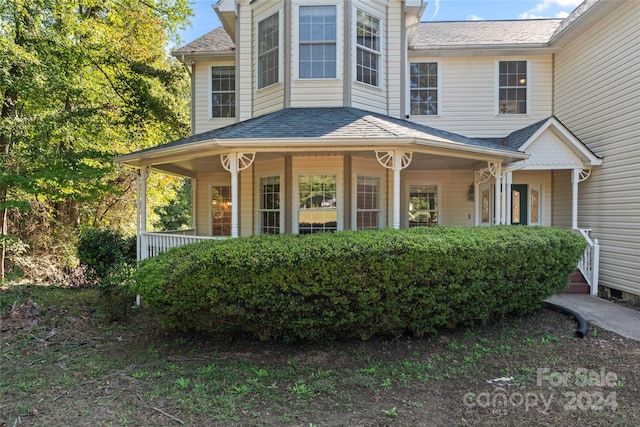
[571,168,592,230]
[221,152,256,238]
[376,150,413,229]
[485,162,502,225]
[504,172,513,225]
[138,166,150,261]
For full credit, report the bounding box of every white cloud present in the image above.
[521,0,582,19]
[467,14,485,21]
[429,0,441,20]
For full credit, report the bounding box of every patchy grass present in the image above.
[1,283,639,426]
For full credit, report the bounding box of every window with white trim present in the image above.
[299,5,336,79]
[259,176,281,234]
[356,176,380,230]
[211,186,232,236]
[298,174,337,234]
[410,62,438,115]
[258,12,279,89]
[211,66,235,118]
[408,185,438,227]
[498,60,527,114]
[355,9,380,87]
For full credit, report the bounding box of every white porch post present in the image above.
[221,152,256,238]
[571,168,592,230]
[376,150,413,229]
[504,172,512,225]
[139,166,150,260]
[493,163,502,225]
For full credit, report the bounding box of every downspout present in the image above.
[180,55,196,136]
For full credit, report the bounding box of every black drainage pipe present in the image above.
[542,301,589,338]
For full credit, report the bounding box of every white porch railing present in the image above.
[138,231,227,261]
[575,228,600,296]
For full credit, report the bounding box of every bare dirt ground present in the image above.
[1,285,639,426]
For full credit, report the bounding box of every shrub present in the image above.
[132,226,586,342]
[77,227,136,281]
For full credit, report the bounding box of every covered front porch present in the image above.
[116,109,602,293]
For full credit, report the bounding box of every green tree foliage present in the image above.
[0,0,192,278]
[153,178,192,231]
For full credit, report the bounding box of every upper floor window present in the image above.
[211,66,235,118]
[410,62,438,115]
[258,12,279,89]
[356,9,380,87]
[299,5,336,79]
[498,60,527,114]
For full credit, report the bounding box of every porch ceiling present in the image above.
[150,150,497,177]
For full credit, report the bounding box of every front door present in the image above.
[511,184,528,225]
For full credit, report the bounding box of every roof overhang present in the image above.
[116,136,527,174]
[409,44,559,57]
[519,117,602,168]
[214,0,237,42]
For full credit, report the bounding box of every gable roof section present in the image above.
[411,19,563,50]
[116,108,525,165]
[172,27,235,54]
[504,117,602,169]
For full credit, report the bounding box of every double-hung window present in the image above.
[410,62,438,115]
[211,66,235,118]
[258,13,279,89]
[498,60,527,114]
[356,176,380,230]
[299,5,336,79]
[355,9,380,87]
[259,176,281,234]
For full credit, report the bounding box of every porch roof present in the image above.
[116,107,527,170]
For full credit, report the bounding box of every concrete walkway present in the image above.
[545,294,640,341]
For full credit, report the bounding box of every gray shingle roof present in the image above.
[552,0,600,40]
[172,27,235,54]
[126,108,523,156]
[411,19,563,49]
[500,118,550,149]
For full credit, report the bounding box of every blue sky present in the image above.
[174,0,584,47]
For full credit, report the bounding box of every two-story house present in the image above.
[116,0,639,299]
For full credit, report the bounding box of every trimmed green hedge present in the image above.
[132,226,586,342]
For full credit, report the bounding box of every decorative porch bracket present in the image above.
[376,150,413,229]
[571,168,591,230]
[473,162,501,225]
[221,152,256,237]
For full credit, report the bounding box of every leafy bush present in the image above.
[132,227,586,342]
[77,227,136,281]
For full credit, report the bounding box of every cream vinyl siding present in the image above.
[351,1,387,115]
[192,62,236,135]
[407,56,553,138]
[385,1,403,118]
[237,1,253,121]
[554,1,640,294]
[551,170,572,229]
[401,170,476,227]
